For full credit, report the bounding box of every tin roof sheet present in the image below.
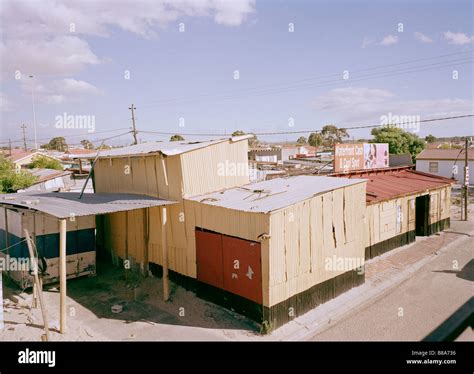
[0,192,176,218]
[80,135,253,159]
[187,175,366,213]
[330,167,453,204]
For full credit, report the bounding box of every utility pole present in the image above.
[21,124,27,151]
[463,138,469,221]
[8,139,12,156]
[129,104,138,145]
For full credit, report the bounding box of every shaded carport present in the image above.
[0,191,176,334]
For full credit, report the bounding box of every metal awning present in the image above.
[0,192,176,218]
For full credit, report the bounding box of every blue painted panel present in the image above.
[0,228,95,259]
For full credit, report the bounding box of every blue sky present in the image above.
[0,0,473,148]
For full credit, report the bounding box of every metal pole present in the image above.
[463,138,469,221]
[59,219,67,333]
[29,75,38,150]
[161,206,169,301]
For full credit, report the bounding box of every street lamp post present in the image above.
[29,75,38,150]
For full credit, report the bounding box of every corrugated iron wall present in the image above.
[365,185,451,250]
[267,182,366,307]
[180,140,250,197]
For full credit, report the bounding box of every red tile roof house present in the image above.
[416,149,474,185]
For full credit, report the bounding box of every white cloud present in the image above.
[361,37,375,49]
[313,87,393,112]
[0,0,256,78]
[414,32,433,43]
[20,78,103,104]
[312,87,473,124]
[1,36,100,78]
[0,93,14,112]
[379,35,399,46]
[443,31,474,45]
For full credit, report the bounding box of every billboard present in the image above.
[334,143,389,172]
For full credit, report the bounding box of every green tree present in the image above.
[80,139,94,149]
[0,157,37,193]
[96,144,111,150]
[29,155,63,170]
[296,136,307,145]
[232,130,246,137]
[45,137,68,151]
[321,125,349,146]
[308,132,323,147]
[371,126,425,163]
[425,134,436,143]
[170,134,184,142]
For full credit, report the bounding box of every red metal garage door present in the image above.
[195,229,262,304]
[222,235,262,304]
[196,230,224,288]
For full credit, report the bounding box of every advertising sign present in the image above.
[334,143,389,172]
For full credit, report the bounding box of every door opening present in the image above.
[415,195,430,236]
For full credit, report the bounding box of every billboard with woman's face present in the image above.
[363,143,389,170]
[334,143,389,172]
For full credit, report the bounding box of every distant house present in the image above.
[416,149,473,185]
[19,168,75,192]
[248,145,299,162]
[6,151,60,171]
[6,151,41,170]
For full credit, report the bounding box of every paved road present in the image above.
[309,236,473,341]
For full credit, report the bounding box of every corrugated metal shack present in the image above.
[81,136,368,329]
[187,176,367,328]
[331,166,453,259]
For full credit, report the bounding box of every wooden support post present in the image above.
[24,229,50,341]
[143,208,149,276]
[161,206,169,301]
[59,219,67,334]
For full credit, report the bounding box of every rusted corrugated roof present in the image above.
[331,167,453,204]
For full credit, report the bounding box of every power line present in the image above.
[142,51,473,107]
[138,114,474,137]
[143,58,472,106]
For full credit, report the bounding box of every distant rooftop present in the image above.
[416,149,474,161]
[188,175,365,213]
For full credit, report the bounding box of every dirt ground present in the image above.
[1,262,263,341]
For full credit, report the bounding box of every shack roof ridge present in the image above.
[79,135,253,159]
